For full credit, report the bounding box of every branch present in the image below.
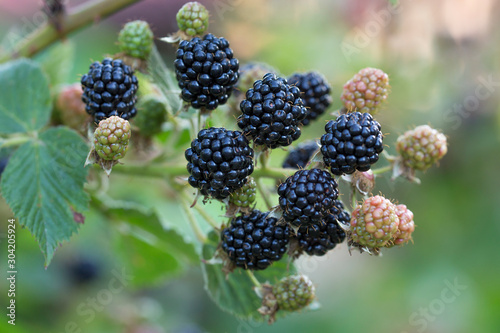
[0,0,142,63]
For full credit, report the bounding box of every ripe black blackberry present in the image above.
[174,33,239,111]
[278,169,339,227]
[294,200,349,256]
[238,73,307,149]
[287,71,332,126]
[282,141,319,169]
[81,58,138,123]
[320,112,383,175]
[185,127,254,200]
[221,210,290,270]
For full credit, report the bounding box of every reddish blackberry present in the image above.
[238,73,308,149]
[341,67,389,114]
[320,112,383,175]
[185,127,254,200]
[174,34,239,110]
[287,71,332,126]
[294,200,348,256]
[81,58,138,123]
[282,140,319,169]
[278,169,339,227]
[221,210,290,270]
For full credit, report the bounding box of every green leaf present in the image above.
[37,41,75,88]
[389,0,399,5]
[1,127,89,266]
[0,59,51,134]
[201,231,296,320]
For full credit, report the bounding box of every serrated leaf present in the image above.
[37,41,75,88]
[0,59,51,134]
[201,231,296,320]
[1,127,89,266]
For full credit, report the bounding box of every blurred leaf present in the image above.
[389,0,399,5]
[1,127,89,266]
[201,230,296,321]
[37,41,75,88]
[0,59,51,134]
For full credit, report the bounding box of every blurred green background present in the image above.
[1,0,500,332]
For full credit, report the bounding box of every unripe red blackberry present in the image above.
[320,112,383,175]
[118,20,154,60]
[341,67,389,114]
[176,2,209,37]
[396,125,447,171]
[93,116,131,161]
[287,71,332,126]
[174,34,239,111]
[185,127,254,200]
[55,83,88,131]
[350,195,399,248]
[238,73,308,149]
[391,204,415,246]
[273,275,315,311]
[81,58,138,123]
[294,200,349,256]
[282,141,319,170]
[220,210,290,270]
[278,169,339,227]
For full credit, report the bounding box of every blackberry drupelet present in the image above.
[321,112,383,175]
[221,210,290,270]
[185,127,254,200]
[278,169,339,227]
[81,58,138,123]
[294,200,349,256]
[287,71,332,126]
[238,73,308,149]
[174,34,239,110]
[282,140,319,169]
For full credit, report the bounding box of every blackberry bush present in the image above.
[321,111,383,175]
[185,127,254,200]
[287,71,332,126]
[81,58,139,123]
[174,33,239,111]
[220,210,290,270]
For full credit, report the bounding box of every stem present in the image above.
[0,135,32,148]
[180,194,207,243]
[246,270,262,288]
[372,165,393,175]
[255,179,273,210]
[0,0,142,63]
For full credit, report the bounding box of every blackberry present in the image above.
[55,83,87,132]
[221,210,290,270]
[174,34,239,111]
[81,58,138,123]
[294,200,349,256]
[278,169,339,227]
[282,140,319,169]
[185,127,254,200]
[229,177,257,209]
[134,91,167,137]
[118,20,154,60]
[93,116,131,161]
[236,62,278,97]
[287,71,332,126]
[176,2,209,37]
[341,67,389,114]
[238,73,307,149]
[273,275,315,312]
[320,112,383,175]
[390,204,415,246]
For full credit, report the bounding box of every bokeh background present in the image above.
[1,0,500,332]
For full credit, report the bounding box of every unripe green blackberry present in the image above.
[176,2,209,37]
[341,67,389,114]
[118,20,154,60]
[390,204,415,246]
[94,116,131,161]
[273,275,315,312]
[350,195,399,248]
[134,93,167,137]
[229,177,256,208]
[396,125,448,171]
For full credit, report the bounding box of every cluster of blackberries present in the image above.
[174,33,239,110]
[321,112,383,175]
[238,73,307,149]
[81,58,138,123]
[287,71,332,126]
[220,210,290,270]
[185,127,254,200]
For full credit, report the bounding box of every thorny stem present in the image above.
[180,193,207,243]
[0,0,142,63]
[246,270,262,288]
